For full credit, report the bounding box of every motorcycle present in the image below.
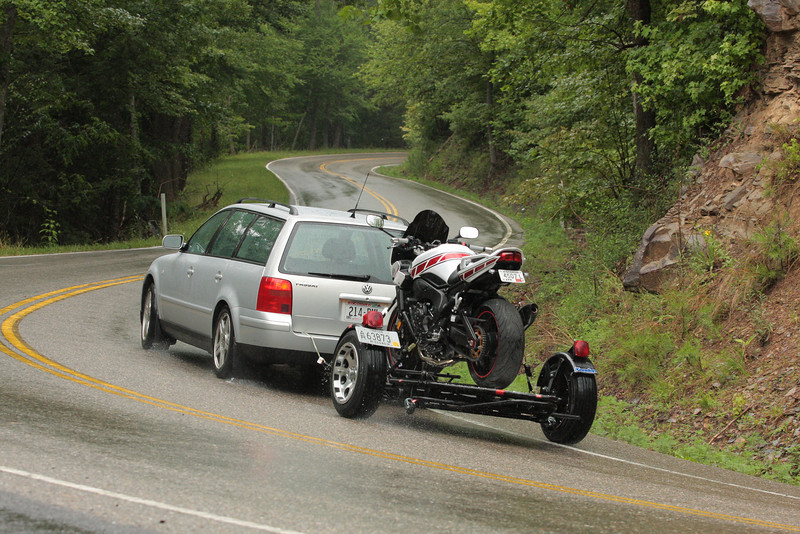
[329,209,598,445]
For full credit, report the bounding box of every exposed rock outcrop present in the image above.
[623,0,800,292]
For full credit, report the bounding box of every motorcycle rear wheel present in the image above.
[538,355,597,444]
[468,298,524,389]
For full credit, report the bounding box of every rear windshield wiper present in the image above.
[307,272,372,282]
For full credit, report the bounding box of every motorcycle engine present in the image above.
[407,301,454,366]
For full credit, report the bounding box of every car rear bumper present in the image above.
[236,308,339,356]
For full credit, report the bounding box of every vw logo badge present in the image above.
[362,284,373,295]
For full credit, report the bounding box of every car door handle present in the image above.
[214,272,223,282]
[186,267,194,277]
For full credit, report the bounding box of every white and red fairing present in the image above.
[409,244,522,286]
[409,243,471,285]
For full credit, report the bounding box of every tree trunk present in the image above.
[291,113,306,151]
[0,5,17,149]
[627,0,656,181]
[333,121,342,148]
[486,79,497,182]
[128,88,144,197]
[308,105,318,150]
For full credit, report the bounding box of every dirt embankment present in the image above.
[619,1,800,473]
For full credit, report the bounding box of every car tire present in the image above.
[141,282,171,350]
[213,307,239,379]
[330,330,386,418]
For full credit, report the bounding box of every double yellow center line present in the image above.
[320,158,401,218]
[1,278,799,532]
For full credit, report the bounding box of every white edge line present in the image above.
[0,465,306,534]
[266,152,407,208]
[369,165,513,249]
[265,158,299,206]
[0,245,163,260]
[433,410,800,502]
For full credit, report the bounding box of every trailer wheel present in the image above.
[468,298,524,389]
[330,330,386,419]
[538,355,597,444]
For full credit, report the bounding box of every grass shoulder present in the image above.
[382,161,800,487]
[0,149,391,256]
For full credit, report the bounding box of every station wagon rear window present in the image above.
[280,222,394,284]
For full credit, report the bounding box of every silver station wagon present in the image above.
[140,199,406,378]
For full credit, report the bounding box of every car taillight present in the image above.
[257,277,292,314]
[572,340,590,358]
[497,250,523,270]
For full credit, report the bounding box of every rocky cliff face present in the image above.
[623,0,800,292]
[612,0,800,478]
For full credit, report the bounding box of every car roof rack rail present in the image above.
[237,198,298,215]
[347,208,409,226]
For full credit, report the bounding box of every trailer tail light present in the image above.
[362,310,384,329]
[497,250,523,270]
[573,340,590,358]
[257,277,292,314]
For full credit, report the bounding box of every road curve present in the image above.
[1,153,799,533]
[267,153,524,249]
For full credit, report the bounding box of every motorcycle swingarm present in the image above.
[385,375,575,423]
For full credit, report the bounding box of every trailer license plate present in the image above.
[499,270,525,283]
[342,300,386,321]
[355,326,400,348]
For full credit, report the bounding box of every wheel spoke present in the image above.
[332,343,359,403]
[214,315,231,369]
[141,292,151,339]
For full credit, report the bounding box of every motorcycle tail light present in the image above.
[573,340,590,358]
[257,277,292,314]
[497,250,523,270]
[362,310,383,329]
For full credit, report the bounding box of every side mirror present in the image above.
[366,214,384,229]
[458,226,479,240]
[162,234,185,250]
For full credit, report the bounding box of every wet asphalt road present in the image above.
[1,153,800,533]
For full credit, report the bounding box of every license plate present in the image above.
[499,270,525,283]
[341,300,387,321]
[356,326,400,348]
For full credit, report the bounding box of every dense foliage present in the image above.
[365,0,764,263]
[0,0,402,245]
[0,0,764,250]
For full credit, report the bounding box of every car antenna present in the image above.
[351,172,370,218]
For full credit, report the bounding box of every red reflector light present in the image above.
[257,277,292,314]
[498,250,523,269]
[499,251,522,263]
[573,340,590,358]
[362,310,383,328]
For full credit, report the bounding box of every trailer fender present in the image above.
[538,351,597,381]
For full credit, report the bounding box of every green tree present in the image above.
[363,0,499,177]
[287,0,388,150]
[0,0,311,244]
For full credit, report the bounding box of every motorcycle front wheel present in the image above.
[330,330,387,419]
[538,354,597,444]
[468,298,524,389]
